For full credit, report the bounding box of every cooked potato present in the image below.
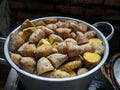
[68,71,76,77]
[10,52,22,65]
[43,18,58,24]
[56,42,67,54]
[92,43,105,55]
[83,52,101,68]
[49,34,63,44]
[56,28,71,39]
[46,24,57,31]
[37,57,54,75]
[42,70,70,78]
[37,39,51,47]
[37,26,54,36]
[35,20,46,26]
[19,57,36,73]
[77,68,88,75]
[76,31,88,45]
[89,38,103,44]
[60,60,82,72]
[35,44,53,58]
[19,19,35,30]
[84,30,96,39]
[68,32,77,39]
[18,42,36,57]
[9,33,25,52]
[65,38,77,45]
[29,28,45,44]
[47,53,68,68]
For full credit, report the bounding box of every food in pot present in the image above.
[9,18,105,78]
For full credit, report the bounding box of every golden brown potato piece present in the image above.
[89,38,103,44]
[56,42,68,54]
[47,53,68,68]
[79,43,92,54]
[37,57,54,75]
[29,28,45,44]
[92,43,105,55]
[35,44,53,58]
[9,33,25,52]
[43,18,58,24]
[49,34,63,44]
[76,31,88,45]
[19,57,36,73]
[56,21,65,28]
[56,28,71,39]
[59,60,82,72]
[84,30,96,39]
[10,52,22,65]
[19,19,35,30]
[37,26,54,36]
[83,52,101,68]
[18,42,36,57]
[42,70,70,78]
[77,68,88,75]
[67,43,83,57]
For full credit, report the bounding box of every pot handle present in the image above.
[0,37,9,65]
[93,21,114,41]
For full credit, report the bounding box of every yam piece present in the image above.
[19,19,35,30]
[67,43,84,57]
[42,70,70,78]
[35,44,53,58]
[47,53,68,68]
[29,28,45,44]
[59,60,82,72]
[56,28,71,39]
[92,43,105,55]
[18,42,36,57]
[83,52,101,68]
[35,20,46,26]
[37,57,54,75]
[37,26,54,36]
[46,24,57,31]
[19,57,36,73]
[10,52,22,65]
[76,31,88,45]
[65,38,77,45]
[77,68,88,75]
[9,33,25,52]
[89,38,103,44]
[56,42,68,54]
[43,18,58,24]
[77,23,88,33]
[37,39,51,47]
[68,71,76,77]
[49,34,63,44]
[79,43,93,54]
[84,30,96,39]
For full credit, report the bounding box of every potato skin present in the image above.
[35,44,53,58]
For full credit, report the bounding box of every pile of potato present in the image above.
[9,18,105,78]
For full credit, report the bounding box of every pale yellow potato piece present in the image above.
[89,38,103,44]
[84,30,96,39]
[68,71,76,77]
[77,68,88,75]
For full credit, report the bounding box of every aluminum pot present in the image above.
[0,16,114,90]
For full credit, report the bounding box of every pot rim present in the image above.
[4,16,109,82]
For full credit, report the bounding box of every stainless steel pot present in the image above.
[0,16,114,90]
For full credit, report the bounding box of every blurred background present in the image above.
[0,0,120,37]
